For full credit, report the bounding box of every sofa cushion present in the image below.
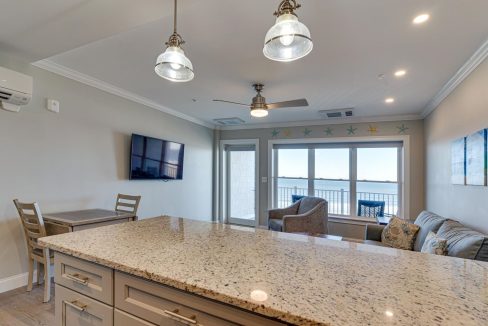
[437,220,488,261]
[413,211,447,252]
[421,231,448,255]
[297,197,325,215]
[268,219,283,232]
[381,217,420,250]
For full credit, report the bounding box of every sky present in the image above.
[278,148,398,182]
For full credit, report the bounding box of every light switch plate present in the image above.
[46,99,60,113]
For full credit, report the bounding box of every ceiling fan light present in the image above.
[155,46,194,82]
[263,13,313,62]
[250,108,269,118]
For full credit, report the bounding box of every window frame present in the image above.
[268,136,409,220]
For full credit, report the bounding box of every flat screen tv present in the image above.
[130,134,185,180]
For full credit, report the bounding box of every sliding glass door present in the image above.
[222,141,259,226]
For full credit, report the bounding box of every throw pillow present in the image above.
[421,231,448,255]
[381,217,420,250]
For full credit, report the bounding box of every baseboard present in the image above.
[0,271,38,294]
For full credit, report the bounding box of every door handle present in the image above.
[65,273,89,285]
[63,300,87,312]
[163,309,200,325]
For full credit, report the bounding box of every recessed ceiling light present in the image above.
[394,70,407,77]
[385,310,394,317]
[413,14,430,25]
[385,98,395,104]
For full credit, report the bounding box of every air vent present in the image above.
[318,108,354,119]
[213,117,245,126]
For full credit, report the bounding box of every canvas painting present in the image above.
[451,137,466,185]
[466,129,487,186]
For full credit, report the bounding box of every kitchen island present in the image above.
[39,216,488,326]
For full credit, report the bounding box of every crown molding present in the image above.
[217,114,422,131]
[422,38,488,118]
[32,60,215,129]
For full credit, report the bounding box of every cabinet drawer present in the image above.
[55,253,113,305]
[115,271,285,326]
[55,284,113,326]
[115,309,156,326]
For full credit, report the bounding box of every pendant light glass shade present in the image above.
[154,0,194,82]
[263,1,313,62]
[155,46,194,82]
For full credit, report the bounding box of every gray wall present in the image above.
[425,57,488,234]
[220,119,424,237]
[0,52,214,280]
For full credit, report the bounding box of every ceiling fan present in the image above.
[213,83,308,118]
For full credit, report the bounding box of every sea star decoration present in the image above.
[397,124,409,134]
[347,126,357,135]
[303,128,312,136]
[368,125,378,135]
[324,127,333,136]
[283,129,292,137]
[271,129,280,138]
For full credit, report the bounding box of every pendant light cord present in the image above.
[174,0,177,34]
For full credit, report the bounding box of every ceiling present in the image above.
[2,0,488,128]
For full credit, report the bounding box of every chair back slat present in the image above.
[357,200,385,218]
[29,239,45,251]
[115,194,141,215]
[13,199,47,256]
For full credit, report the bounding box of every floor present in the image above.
[0,283,54,326]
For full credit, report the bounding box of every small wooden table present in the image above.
[44,209,136,235]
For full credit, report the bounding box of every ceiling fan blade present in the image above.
[213,99,249,107]
[267,99,309,110]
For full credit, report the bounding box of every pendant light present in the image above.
[155,0,194,82]
[263,0,313,62]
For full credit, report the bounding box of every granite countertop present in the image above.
[39,216,488,326]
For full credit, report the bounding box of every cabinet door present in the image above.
[115,271,285,326]
[114,309,156,326]
[55,285,113,326]
[55,252,113,305]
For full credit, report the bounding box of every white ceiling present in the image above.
[2,0,488,128]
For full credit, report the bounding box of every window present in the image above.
[315,149,350,215]
[272,142,402,218]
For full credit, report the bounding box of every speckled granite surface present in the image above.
[39,216,488,326]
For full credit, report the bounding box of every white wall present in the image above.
[425,57,488,234]
[0,52,214,282]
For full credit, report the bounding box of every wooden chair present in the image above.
[115,194,141,220]
[13,199,52,303]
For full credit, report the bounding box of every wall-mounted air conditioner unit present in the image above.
[0,66,33,113]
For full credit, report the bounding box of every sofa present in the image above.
[268,197,328,234]
[365,211,488,261]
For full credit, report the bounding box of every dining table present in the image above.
[43,208,136,235]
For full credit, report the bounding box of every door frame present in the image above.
[219,139,260,227]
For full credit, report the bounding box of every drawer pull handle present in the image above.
[163,309,199,325]
[63,300,87,312]
[65,273,88,285]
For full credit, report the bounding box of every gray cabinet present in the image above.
[55,252,113,305]
[55,285,113,326]
[54,253,286,326]
[114,309,156,326]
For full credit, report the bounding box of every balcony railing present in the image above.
[277,186,398,217]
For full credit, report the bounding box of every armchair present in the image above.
[268,197,328,234]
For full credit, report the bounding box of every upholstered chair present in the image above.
[268,197,328,234]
